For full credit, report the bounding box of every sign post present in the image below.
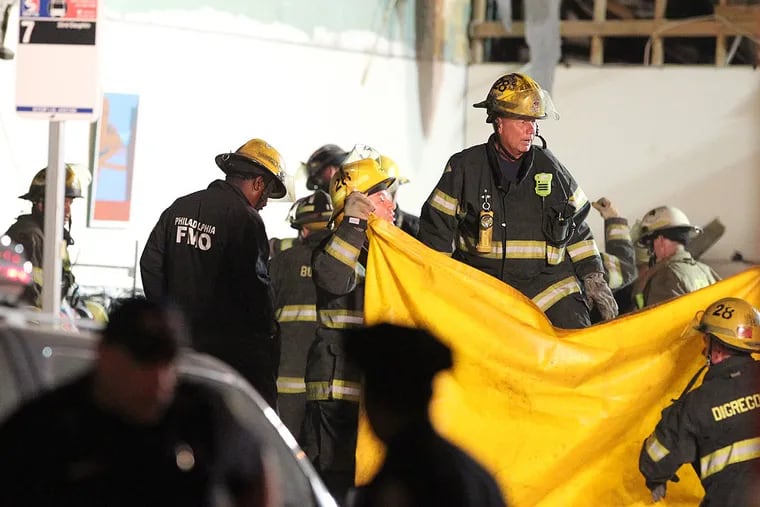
[16,0,101,318]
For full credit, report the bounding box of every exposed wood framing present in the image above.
[591,0,607,65]
[469,3,760,67]
[470,0,487,63]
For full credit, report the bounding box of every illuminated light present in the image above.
[0,236,9,247]
[23,261,32,273]
[42,347,52,358]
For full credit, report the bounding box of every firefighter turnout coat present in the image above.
[418,135,604,328]
[639,356,760,505]
[140,179,279,407]
[270,229,331,439]
[301,218,368,501]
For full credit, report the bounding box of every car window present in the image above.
[187,372,318,507]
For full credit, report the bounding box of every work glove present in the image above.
[343,191,375,220]
[650,484,666,502]
[583,271,619,321]
[592,197,620,220]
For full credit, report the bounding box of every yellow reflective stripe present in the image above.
[429,189,458,217]
[606,223,631,242]
[569,185,588,210]
[32,267,44,286]
[602,253,624,289]
[305,380,362,402]
[532,276,580,311]
[700,437,760,479]
[277,376,306,394]
[546,245,566,265]
[276,304,317,322]
[645,433,670,463]
[318,309,364,329]
[325,235,360,268]
[456,236,546,259]
[567,240,600,262]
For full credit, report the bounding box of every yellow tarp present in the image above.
[357,218,760,506]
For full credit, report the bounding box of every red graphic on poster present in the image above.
[48,0,97,20]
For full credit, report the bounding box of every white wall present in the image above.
[0,9,467,289]
[467,64,760,267]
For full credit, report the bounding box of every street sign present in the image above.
[16,0,101,121]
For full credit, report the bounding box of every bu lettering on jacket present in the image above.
[174,216,216,251]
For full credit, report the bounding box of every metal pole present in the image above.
[41,121,65,316]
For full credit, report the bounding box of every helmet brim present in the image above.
[215,153,288,199]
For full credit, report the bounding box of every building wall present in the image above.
[467,65,760,269]
[0,3,468,288]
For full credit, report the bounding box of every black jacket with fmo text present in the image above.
[140,179,276,342]
[639,356,760,506]
[418,136,604,314]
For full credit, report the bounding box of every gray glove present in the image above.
[591,197,620,219]
[343,191,374,220]
[583,271,619,321]
[651,484,666,502]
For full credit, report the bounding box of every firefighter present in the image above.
[418,72,617,328]
[632,206,719,309]
[270,190,333,439]
[4,165,90,316]
[639,297,760,505]
[379,154,419,237]
[305,144,349,193]
[300,147,396,503]
[140,138,288,409]
[269,144,348,258]
[345,324,508,507]
[590,197,638,318]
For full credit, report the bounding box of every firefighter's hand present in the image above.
[344,191,375,220]
[583,271,619,320]
[592,197,620,220]
[650,484,666,502]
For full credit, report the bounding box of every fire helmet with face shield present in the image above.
[693,297,760,353]
[329,146,395,224]
[473,72,559,123]
[637,206,702,247]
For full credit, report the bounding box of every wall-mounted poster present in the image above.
[88,93,139,227]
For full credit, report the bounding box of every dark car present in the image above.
[0,307,337,507]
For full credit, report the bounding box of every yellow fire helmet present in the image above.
[215,138,288,199]
[329,147,395,224]
[473,72,559,123]
[20,164,84,201]
[638,206,702,246]
[693,297,760,353]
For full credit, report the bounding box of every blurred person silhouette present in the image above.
[0,297,281,507]
[631,206,719,309]
[300,146,396,503]
[270,190,333,439]
[345,324,508,507]
[141,138,288,408]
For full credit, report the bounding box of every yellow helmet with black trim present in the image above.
[215,138,288,199]
[694,297,760,353]
[379,155,409,186]
[473,72,559,123]
[329,157,394,224]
